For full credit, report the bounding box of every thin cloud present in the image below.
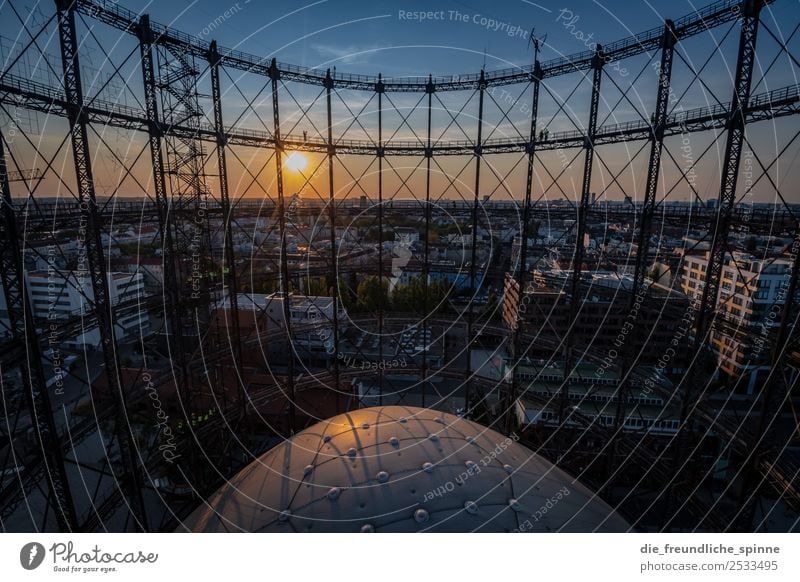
[310,42,386,65]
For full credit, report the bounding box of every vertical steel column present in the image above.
[153,35,210,434]
[465,70,486,411]
[422,75,434,408]
[631,21,676,304]
[269,58,296,432]
[680,0,764,435]
[608,22,676,477]
[324,69,341,402]
[693,0,764,347]
[154,38,211,378]
[767,233,800,377]
[138,15,190,404]
[55,0,148,530]
[508,60,542,433]
[0,130,77,531]
[376,75,384,406]
[560,45,604,432]
[735,229,800,530]
[209,41,242,370]
[667,0,764,529]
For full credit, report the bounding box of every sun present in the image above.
[284,151,307,172]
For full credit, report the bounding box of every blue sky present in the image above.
[106,0,799,79]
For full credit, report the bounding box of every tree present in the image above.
[427,277,451,313]
[340,271,359,311]
[303,276,329,296]
[481,289,498,317]
[356,276,389,312]
[391,275,450,314]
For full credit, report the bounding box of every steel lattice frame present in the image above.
[0,0,797,532]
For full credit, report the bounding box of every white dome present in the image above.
[182,406,629,532]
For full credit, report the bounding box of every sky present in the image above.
[1,0,799,204]
[95,0,800,79]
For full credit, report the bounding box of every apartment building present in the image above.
[503,272,690,370]
[680,251,794,391]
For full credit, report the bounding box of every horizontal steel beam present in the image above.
[2,72,797,156]
[73,0,772,90]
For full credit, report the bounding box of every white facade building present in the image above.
[26,269,149,349]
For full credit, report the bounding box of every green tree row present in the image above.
[346,275,452,314]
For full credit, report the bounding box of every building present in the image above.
[514,362,681,434]
[115,257,165,288]
[680,251,795,392]
[25,270,148,349]
[503,272,690,370]
[217,292,344,328]
[215,292,348,364]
